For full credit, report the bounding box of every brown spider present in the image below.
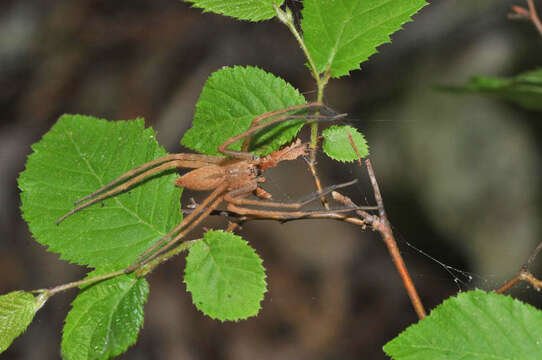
[56,102,368,270]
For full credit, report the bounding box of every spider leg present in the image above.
[56,158,213,224]
[224,179,362,209]
[223,178,374,221]
[241,102,344,152]
[74,153,221,206]
[137,195,225,268]
[220,102,347,159]
[128,183,228,269]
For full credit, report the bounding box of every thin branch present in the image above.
[527,0,542,36]
[33,239,201,298]
[496,240,542,294]
[34,269,126,297]
[509,0,542,37]
[305,156,331,209]
[274,4,331,209]
[364,159,387,219]
[273,4,320,84]
[135,239,199,278]
[495,272,524,294]
[526,240,542,266]
[342,135,426,319]
[521,271,542,290]
[332,190,426,320]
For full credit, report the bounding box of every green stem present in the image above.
[34,269,126,298]
[275,4,331,208]
[33,239,200,301]
[274,4,330,147]
[135,239,199,277]
[311,70,330,147]
[274,4,320,83]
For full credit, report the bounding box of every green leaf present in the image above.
[184,230,267,321]
[0,291,45,354]
[302,0,428,78]
[322,125,369,162]
[61,274,149,360]
[440,68,542,111]
[181,65,306,156]
[183,0,284,22]
[18,115,182,269]
[384,290,542,359]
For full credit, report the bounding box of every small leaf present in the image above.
[18,115,182,269]
[61,274,149,360]
[0,291,45,354]
[302,0,428,78]
[440,68,542,111]
[183,0,284,22]
[181,65,306,156]
[184,230,267,321]
[322,125,369,162]
[384,290,542,359]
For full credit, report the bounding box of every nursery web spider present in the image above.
[56,102,372,270]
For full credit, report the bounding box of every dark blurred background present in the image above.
[2,0,542,359]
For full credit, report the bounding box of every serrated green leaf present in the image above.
[61,274,149,360]
[0,291,44,354]
[181,65,306,156]
[183,0,284,22]
[322,125,369,162]
[184,230,267,321]
[440,68,542,111]
[302,0,427,78]
[384,290,542,359]
[18,115,182,269]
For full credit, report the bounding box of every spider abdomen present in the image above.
[175,165,226,191]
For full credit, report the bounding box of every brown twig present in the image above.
[521,271,542,290]
[307,141,331,210]
[342,133,426,319]
[526,240,542,266]
[347,133,364,168]
[225,221,241,233]
[495,269,542,293]
[496,240,542,293]
[527,0,542,35]
[509,0,542,37]
[332,190,426,320]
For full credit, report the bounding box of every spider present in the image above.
[56,102,369,270]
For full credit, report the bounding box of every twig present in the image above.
[509,0,542,37]
[305,155,331,209]
[343,133,426,319]
[496,269,542,293]
[495,271,524,294]
[347,133,364,168]
[526,240,542,266]
[186,205,368,227]
[521,271,542,290]
[332,190,426,320]
[135,240,199,278]
[33,238,201,300]
[34,269,126,297]
[225,221,241,233]
[274,4,332,210]
[496,240,542,293]
[364,159,387,219]
[527,0,542,36]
